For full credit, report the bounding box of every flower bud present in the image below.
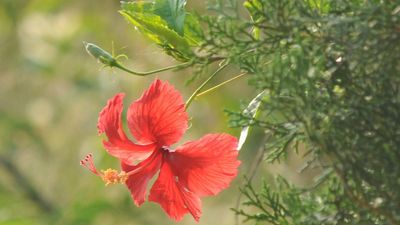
[84,42,117,67]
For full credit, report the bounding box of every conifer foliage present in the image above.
[206,0,400,224]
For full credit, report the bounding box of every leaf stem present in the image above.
[114,62,190,76]
[185,61,230,110]
[196,72,247,98]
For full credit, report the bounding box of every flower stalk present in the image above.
[84,42,189,76]
[185,61,230,110]
[196,72,247,98]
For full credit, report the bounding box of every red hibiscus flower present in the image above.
[81,79,240,221]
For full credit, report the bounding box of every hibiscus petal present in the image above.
[121,151,162,206]
[127,79,188,146]
[168,134,240,196]
[98,93,156,164]
[149,161,201,221]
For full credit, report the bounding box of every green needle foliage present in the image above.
[196,0,399,224]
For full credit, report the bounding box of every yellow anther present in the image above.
[100,168,128,186]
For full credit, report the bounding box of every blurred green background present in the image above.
[0,1,314,224]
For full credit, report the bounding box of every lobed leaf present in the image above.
[120,1,195,61]
[154,0,187,36]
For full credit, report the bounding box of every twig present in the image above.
[185,60,230,110]
[0,155,56,213]
[196,72,247,98]
[234,134,269,225]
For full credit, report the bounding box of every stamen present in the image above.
[80,153,128,186]
[101,169,128,186]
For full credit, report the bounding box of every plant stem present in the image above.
[0,155,56,213]
[185,61,229,110]
[196,72,247,98]
[114,62,190,76]
[234,134,269,225]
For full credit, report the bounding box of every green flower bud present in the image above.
[84,42,118,67]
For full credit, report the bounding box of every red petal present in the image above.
[149,161,201,221]
[168,134,240,196]
[122,151,162,206]
[98,93,156,164]
[127,79,188,146]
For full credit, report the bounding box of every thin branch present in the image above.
[234,134,269,225]
[0,155,56,213]
[196,72,247,98]
[185,60,230,110]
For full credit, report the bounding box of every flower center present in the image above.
[161,146,174,152]
[101,168,128,186]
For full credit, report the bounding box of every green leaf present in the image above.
[243,0,263,39]
[120,8,192,61]
[243,0,262,17]
[121,1,154,14]
[238,90,266,150]
[306,0,330,13]
[121,0,201,44]
[120,1,199,59]
[154,0,186,36]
